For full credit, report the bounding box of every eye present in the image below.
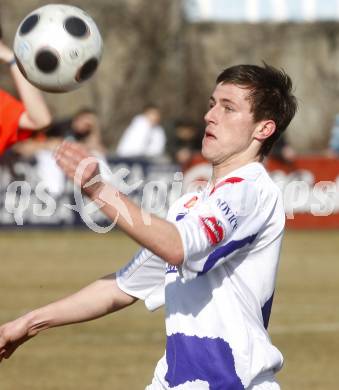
[224,105,234,112]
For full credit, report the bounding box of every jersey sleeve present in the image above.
[0,90,32,153]
[174,180,277,280]
[116,247,166,311]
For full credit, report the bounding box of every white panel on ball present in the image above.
[13,4,103,93]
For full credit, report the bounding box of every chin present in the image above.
[201,147,214,163]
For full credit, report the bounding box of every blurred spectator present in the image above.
[269,134,297,164]
[46,108,105,156]
[14,108,107,196]
[0,27,51,155]
[326,114,339,157]
[115,104,166,158]
[167,119,204,171]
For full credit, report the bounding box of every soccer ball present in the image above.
[13,4,103,93]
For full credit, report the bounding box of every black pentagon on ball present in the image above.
[64,16,89,37]
[76,58,98,82]
[35,49,59,73]
[19,14,40,35]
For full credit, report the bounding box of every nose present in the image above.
[204,106,217,124]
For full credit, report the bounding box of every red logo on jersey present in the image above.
[184,196,198,209]
[200,216,225,245]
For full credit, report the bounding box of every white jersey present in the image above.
[117,162,285,389]
[115,114,166,158]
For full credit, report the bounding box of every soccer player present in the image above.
[0,64,297,389]
[0,30,51,154]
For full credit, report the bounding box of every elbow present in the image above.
[30,111,52,131]
[36,113,52,130]
[164,247,184,267]
[162,226,184,266]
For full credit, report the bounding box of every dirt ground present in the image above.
[0,229,338,389]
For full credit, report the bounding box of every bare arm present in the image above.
[98,187,184,265]
[0,40,52,130]
[55,141,184,266]
[0,274,136,362]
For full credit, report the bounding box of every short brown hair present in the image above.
[216,63,298,156]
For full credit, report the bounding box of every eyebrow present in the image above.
[209,96,238,108]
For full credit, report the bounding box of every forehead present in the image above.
[211,82,251,105]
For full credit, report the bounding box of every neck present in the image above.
[211,153,261,184]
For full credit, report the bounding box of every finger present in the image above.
[57,157,81,184]
[0,345,10,361]
[3,344,19,359]
[0,334,7,349]
[55,153,76,173]
[54,140,73,158]
[55,141,77,160]
[62,141,89,158]
[56,147,83,173]
[0,335,32,361]
[55,143,89,169]
[57,156,89,188]
[56,148,80,167]
[54,140,66,161]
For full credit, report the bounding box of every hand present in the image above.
[0,40,15,64]
[0,317,34,362]
[55,141,104,198]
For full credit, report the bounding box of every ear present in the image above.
[253,120,276,141]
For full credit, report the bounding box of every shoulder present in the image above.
[253,164,282,201]
[211,163,281,213]
[235,162,281,198]
[126,115,150,134]
[131,115,148,126]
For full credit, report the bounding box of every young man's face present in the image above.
[202,82,258,164]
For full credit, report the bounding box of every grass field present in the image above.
[0,229,338,389]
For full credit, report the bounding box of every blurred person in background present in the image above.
[46,108,106,156]
[0,26,51,155]
[115,104,166,158]
[14,108,107,196]
[166,119,204,171]
[269,133,297,164]
[326,113,339,157]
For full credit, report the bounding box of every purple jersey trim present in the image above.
[198,233,258,275]
[261,292,274,329]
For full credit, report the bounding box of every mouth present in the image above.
[204,129,217,140]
